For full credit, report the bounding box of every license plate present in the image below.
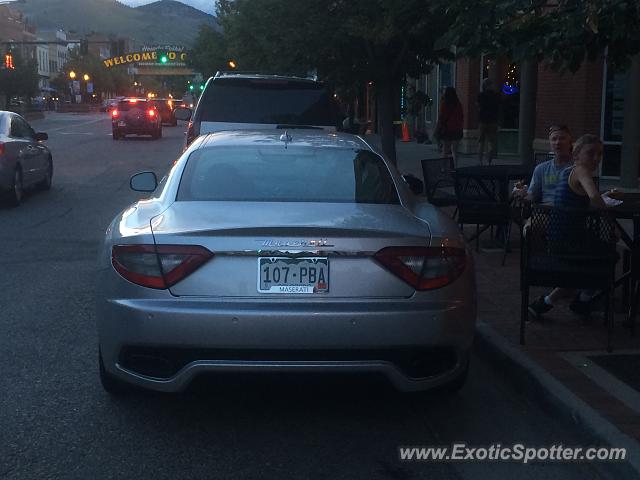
[258,257,329,294]
[118,121,126,127]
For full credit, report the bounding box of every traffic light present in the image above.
[156,49,168,64]
[4,52,14,69]
[189,84,194,91]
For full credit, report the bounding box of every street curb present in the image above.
[474,320,640,477]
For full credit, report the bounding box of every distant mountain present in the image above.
[13,0,217,47]
[136,0,213,21]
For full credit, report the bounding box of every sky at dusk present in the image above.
[118,0,215,15]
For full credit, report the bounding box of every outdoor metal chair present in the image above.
[420,158,457,217]
[520,205,619,351]
[454,170,513,265]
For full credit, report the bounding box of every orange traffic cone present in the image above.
[401,119,411,142]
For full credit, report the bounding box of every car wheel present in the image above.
[7,166,23,206]
[171,119,177,127]
[99,348,133,395]
[38,156,53,191]
[158,127,162,138]
[112,130,119,140]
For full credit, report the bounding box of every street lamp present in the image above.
[69,71,76,79]
[228,60,237,69]
[83,74,90,81]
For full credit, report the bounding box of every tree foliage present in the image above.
[0,52,39,108]
[187,25,229,79]
[445,0,640,72]
[54,49,130,97]
[215,0,455,163]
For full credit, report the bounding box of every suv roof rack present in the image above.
[213,71,319,82]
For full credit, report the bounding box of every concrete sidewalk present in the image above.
[392,138,640,475]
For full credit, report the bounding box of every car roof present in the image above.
[198,129,372,151]
[212,71,322,85]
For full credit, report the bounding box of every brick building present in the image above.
[405,54,639,187]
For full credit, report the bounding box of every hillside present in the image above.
[14,0,217,46]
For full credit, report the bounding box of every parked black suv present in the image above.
[174,72,341,147]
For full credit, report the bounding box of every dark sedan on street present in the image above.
[97,129,476,395]
[0,111,52,206]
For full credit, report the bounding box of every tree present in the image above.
[0,51,39,108]
[58,49,131,100]
[445,0,640,71]
[187,25,229,79]
[216,0,454,164]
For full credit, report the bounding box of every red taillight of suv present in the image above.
[185,120,199,146]
[374,246,466,290]
[112,109,119,118]
[147,109,156,118]
[112,244,214,289]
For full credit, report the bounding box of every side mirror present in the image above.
[35,132,48,141]
[130,171,158,192]
[403,174,424,195]
[173,107,192,121]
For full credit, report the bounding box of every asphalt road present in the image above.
[0,112,633,479]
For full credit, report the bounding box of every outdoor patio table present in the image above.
[454,164,532,264]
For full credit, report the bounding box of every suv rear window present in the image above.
[177,146,399,204]
[196,78,339,126]
[117,100,148,111]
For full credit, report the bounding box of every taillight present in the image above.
[185,120,199,146]
[374,246,466,290]
[148,109,156,117]
[112,109,119,118]
[0,141,4,156]
[112,244,213,289]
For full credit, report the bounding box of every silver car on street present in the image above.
[0,111,52,206]
[97,130,476,394]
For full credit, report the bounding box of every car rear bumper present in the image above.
[113,123,158,135]
[97,294,476,392]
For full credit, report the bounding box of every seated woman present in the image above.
[528,134,609,319]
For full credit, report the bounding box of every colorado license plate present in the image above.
[118,121,126,126]
[258,257,329,294]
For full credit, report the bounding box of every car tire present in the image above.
[171,119,177,127]
[99,348,133,395]
[158,127,162,138]
[38,156,53,191]
[7,166,23,207]
[112,130,119,140]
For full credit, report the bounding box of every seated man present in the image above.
[513,125,573,204]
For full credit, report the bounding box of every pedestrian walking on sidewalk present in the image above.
[435,87,464,169]
[477,79,500,165]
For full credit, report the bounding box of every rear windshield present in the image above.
[177,146,399,204]
[196,78,340,126]
[117,100,148,111]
